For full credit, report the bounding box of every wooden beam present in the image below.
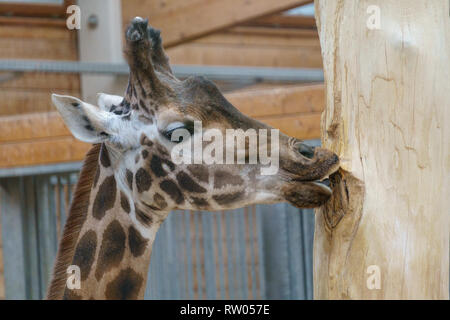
[0,0,73,18]
[0,16,66,27]
[194,27,319,46]
[314,0,449,299]
[245,14,317,29]
[0,84,324,167]
[0,137,90,169]
[0,23,80,116]
[0,89,80,116]
[0,25,78,60]
[0,112,70,143]
[122,0,312,48]
[0,73,80,91]
[227,84,324,118]
[261,113,320,140]
[167,27,322,68]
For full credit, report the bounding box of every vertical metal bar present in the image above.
[184,211,194,299]
[235,209,248,299]
[254,206,264,299]
[58,175,67,230]
[244,207,253,299]
[175,211,187,299]
[69,172,78,205]
[225,210,236,299]
[159,214,169,298]
[301,209,315,300]
[63,173,71,212]
[285,203,305,299]
[214,212,226,299]
[165,213,178,299]
[23,176,41,299]
[247,206,257,299]
[0,178,27,299]
[174,211,186,299]
[220,211,229,299]
[231,210,240,299]
[144,235,157,299]
[259,203,290,299]
[35,175,58,298]
[202,212,216,299]
[54,176,61,241]
[193,212,203,299]
[253,205,263,299]
[150,222,164,299]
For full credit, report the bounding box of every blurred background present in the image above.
[0,0,325,299]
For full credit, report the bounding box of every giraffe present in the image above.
[47,17,339,300]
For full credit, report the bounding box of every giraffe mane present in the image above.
[46,144,101,300]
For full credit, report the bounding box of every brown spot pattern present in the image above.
[126,169,133,189]
[191,196,209,208]
[105,268,143,300]
[120,192,131,213]
[100,144,111,167]
[213,192,244,205]
[150,155,167,177]
[95,220,126,280]
[72,230,97,281]
[135,207,153,226]
[128,226,148,257]
[135,168,152,193]
[92,175,116,220]
[149,154,175,177]
[176,171,207,193]
[63,289,82,300]
[93,163,100,187]
[140,133,153,147]
[153,193,167,210]
[187,165,209,183]
[160,180,184,204]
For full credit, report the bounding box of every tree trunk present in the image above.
[313,0,449,299]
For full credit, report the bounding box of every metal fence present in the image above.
[0,168,316,300]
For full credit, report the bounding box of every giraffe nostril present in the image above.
[298,143,315,160]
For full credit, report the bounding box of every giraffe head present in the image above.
[52,18,339,220]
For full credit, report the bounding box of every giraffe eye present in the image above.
[163,121,194,143]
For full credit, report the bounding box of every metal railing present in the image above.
[0,169,315,300]
[0,59,324,83]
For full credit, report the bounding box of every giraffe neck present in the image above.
[47,144,164,300]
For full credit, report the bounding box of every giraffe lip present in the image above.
[311,179,332,194]
[316,178,330,187]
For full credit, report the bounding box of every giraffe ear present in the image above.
[52,94,116,143]
[97,93,123,112]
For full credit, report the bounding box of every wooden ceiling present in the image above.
[0,0,324,168]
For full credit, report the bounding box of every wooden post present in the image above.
[78,0,126,104]
[313,0,449,299]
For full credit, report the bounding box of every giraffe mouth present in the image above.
[281,162,340,208]
[312,178,332,194]
[296,160,340,195]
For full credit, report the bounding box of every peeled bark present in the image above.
[314,0,449,299]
